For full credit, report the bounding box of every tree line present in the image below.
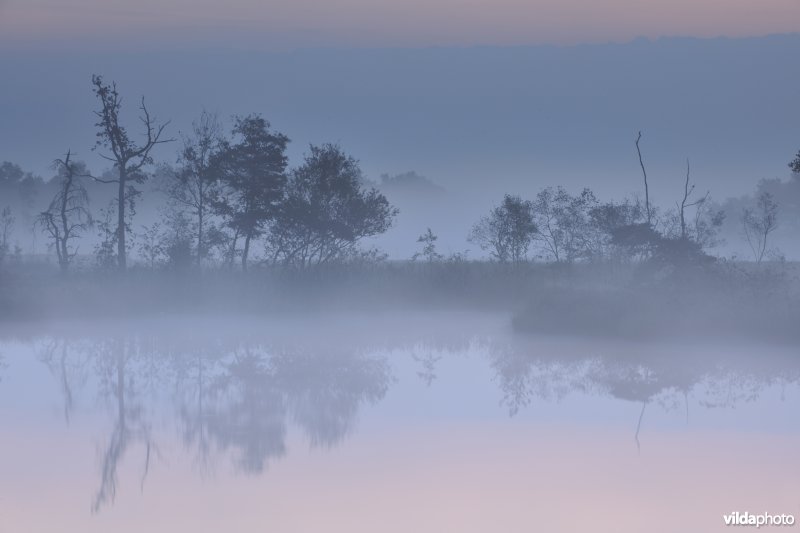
[0,77,797,274]
[0,76,397,274]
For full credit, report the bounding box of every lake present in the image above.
[1,311,798,532]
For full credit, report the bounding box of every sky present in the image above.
[2,0,800,49]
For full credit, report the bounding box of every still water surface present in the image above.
[1,312,798,532]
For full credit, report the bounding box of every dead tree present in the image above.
[677,159,709,240]
[37,151,93,273]
[91,75,172,271]
[635,131,652,225]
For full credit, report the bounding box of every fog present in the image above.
[2,26,800,533]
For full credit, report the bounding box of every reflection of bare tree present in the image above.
[92,337,155,513]
[38,339,90,423]
[411,349,441,387]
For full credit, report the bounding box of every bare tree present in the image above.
[742,191,778,264]
[171,111,224,266]
[677,159,710,241]
[37,151,93,273]
[91,75,172,271]
[635,131,652,225]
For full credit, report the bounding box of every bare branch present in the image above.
[635,131,651,225]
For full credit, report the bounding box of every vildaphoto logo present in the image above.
[723,512,795,528]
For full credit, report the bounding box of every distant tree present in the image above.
[213,115,289,271]
[90,75,172,272]
[160,209,194,270]
[267,144,396,268]
[587,198,645,261]
[742,192,779,264]
[0,206,14,263]
[0,161,45,252]
[170,111,224,266]
[94,204,125,270]
[790,149,800,175]
[36,151,93,273]
[0,161,43,208]
[0,162,24,187]
[533,187,597,263]
[137,223,165,270]
[412,228,443,263]
[469,194,537,264]
[379,171,446,196]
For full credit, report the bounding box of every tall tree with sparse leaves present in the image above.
[170,111,224,266]
[91,75,172,272]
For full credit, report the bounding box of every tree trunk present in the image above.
[59,173,71,274]
[197,206,204,267]
[117,169,127,271]
[242,232,251,272]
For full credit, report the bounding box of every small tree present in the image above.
[160,209,195,270]
[412,228,443,263]
[91,75,172,272]
[137,223,165,270]
[469,194,537,264]
[37,151,93,273]
[742,192,779,264]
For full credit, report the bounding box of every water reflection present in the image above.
[490,337,800,449]
[173,345,391,475]
[20,331,394,511]
[91,337,157,512]
[1,318,798,519]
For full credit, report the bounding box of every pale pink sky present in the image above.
[1,0,799,48]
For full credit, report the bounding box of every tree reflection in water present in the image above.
[36,333,393,510]
[489,338,800,450]
[19,327,799,513]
